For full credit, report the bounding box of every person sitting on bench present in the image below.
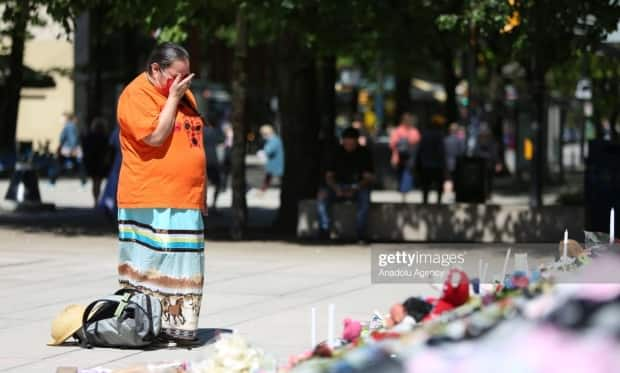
[317,127,375,242]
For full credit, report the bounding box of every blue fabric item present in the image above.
[117,207,205,340]
[203,126,224,166]
[59,121,80,149]
[399,169,414,193]
[98,127,121,215]
[317,185,370,237]
[263,135,284,176]
[118,207,204,281]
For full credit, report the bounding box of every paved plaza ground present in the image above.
[0,179,559,372]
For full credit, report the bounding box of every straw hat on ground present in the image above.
[48,304,86,346]
[557,239,585,258]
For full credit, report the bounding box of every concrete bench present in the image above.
[297,199,584,243]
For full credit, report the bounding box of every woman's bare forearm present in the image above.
[143,96,181,146]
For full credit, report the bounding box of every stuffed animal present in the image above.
[383,270,470,327]
[385,303,408,328]
[342,318,362,342]
[385,297,433,328]
[424,268,470,321]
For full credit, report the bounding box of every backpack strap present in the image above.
[80,298,120,349]
[115,288,139,296]
[143,294,155,341]
[114,288,157,340]
[114,293,131,319]
[115,289,156,340]
[75,328,91,349]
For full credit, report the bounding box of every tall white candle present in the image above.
[501,248,511,280]
[482,262,489,284]
[563,229,568,259]
[311,307,317,348]
[610,208,615,244]
[327,304,335,347]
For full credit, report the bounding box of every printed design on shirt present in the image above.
[183,116,203,148]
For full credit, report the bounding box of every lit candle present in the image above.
[501,248,511,280]
[563,229,568,259]
[610,208,615,244]
[311,307,317,348]
[327,304,335,347]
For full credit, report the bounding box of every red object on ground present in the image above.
[442,269,470,307]
[371,331,402,341]
[423,269,470,320]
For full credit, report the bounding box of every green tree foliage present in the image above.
[439,0,620,206]
[0,0,90,153]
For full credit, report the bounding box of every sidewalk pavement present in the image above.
[0,225,557,373]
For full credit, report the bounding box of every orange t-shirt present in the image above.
[116,72,206,209]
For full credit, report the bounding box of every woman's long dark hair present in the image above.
[145,42,189,74]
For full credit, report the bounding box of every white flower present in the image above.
[193,334,273,373]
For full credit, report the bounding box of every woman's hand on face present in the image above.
[169,73,195,100]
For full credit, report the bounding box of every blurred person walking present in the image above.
[116,42,205,342]
[51,112,85,184]
[444,122,466,183]
[82,117,110,206]
[258,124,284,192]
[473,125,500,200]
[219,122,233,190]
[417,115,447,204]
[203,122,225,212]
[97,126,121,217]
[389,112,420,198]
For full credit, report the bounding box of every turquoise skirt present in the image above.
[118,208,205,340]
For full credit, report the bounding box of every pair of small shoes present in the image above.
[153,334,200,349]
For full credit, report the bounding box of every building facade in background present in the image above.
[16,17,74,151]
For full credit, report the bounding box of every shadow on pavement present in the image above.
[0,207,117,236]
[144,327,234,350]
[195,327,234,346]
[49,328,234,351]
[0,206,287,240]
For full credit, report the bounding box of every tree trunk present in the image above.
[276,34,321,234]
[530,63,546,208]
[0,0,29,154]
[489,65,508,176]
[441,49,459,124]
[229,8,249,240]
[188,26,203,77]
[89,7,103,124]
[610,107,619,142]
[529,5,546,208]
[374,58,385,131]
[317,55,337,146]
[466,25,478,129]
[395,73,411,121]
[316,55,338,200]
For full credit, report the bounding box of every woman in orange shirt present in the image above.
[116,42,206,342]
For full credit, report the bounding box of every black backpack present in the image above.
[75,288,162,348]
